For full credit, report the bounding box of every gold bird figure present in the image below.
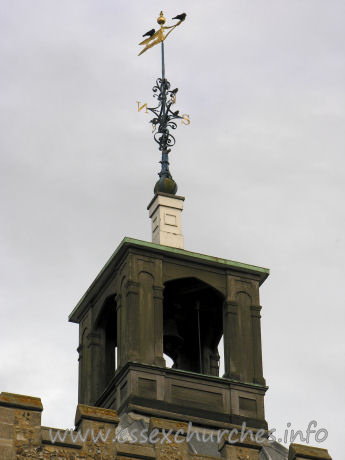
[138,28,164,55]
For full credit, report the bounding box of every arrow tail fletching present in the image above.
[138,37,162,56]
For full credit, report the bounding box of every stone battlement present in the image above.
[0,392,332,460]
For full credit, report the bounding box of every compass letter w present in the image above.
[137,101,148,113]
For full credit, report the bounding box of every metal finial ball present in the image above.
[154,177,177,195]
[157,11,166,25]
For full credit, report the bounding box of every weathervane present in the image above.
[138,11,188,195]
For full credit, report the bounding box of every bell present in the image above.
[163,318,184,360]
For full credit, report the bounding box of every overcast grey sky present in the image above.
[1,1,344,458]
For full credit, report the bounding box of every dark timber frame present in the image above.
[69,237,269,429]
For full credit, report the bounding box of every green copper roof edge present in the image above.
[123,237,270,274]
[69,236,269,321]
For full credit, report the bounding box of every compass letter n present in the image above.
[137,101,148,113]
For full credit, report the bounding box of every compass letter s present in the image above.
[181,114,190,125]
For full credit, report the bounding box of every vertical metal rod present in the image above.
[161,40,166,122]
[161,40,166,80]
[161,42,167,119]
[196,301,203,373]
[160,38,167,178]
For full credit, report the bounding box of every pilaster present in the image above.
[250,305,265,385]
[223,300,240,380]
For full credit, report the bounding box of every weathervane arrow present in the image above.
[138,11,188,195]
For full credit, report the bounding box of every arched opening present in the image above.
[163,277,224,376]
[96,295,117,385]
